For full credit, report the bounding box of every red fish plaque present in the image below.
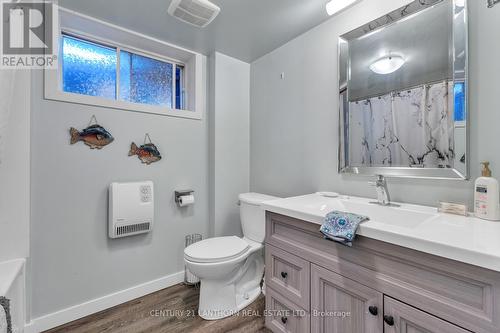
[129,134,162,165]
[69,116,114,149]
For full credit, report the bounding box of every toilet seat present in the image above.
[184,236,250,263]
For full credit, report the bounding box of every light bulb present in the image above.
[369,55,405,75]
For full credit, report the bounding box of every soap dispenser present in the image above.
[474,162,500,221]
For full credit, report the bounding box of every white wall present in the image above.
[0,70,30,262]
[209,52,250,237]
[29,63,209,318]
[250,0,500,208]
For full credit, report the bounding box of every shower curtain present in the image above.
[0,70,18,164]
[349,81,454,168]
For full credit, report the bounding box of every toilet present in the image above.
[184,192,278,320]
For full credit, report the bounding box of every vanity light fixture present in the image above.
[326,0,357,16]
[369,55,405,75]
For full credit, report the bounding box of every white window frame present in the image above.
[45,7,206,120]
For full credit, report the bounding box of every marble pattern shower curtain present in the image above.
[349,81,454,168]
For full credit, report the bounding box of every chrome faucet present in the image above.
[369,175,391,206]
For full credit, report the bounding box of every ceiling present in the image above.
[59,0,333,63]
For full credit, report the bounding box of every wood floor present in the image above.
[44,284,271,333]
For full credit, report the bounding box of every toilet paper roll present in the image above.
[178,194,195,207]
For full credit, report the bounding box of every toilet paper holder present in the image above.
[175,190,194,205]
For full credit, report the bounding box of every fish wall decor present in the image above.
[70,115,114,149]
[129,134,162,165]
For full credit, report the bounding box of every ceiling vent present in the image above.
[168,0,221,28]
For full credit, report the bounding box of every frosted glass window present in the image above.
[62,35,117,99]
[60,34,186,111]
[120,51,173,108]
[175,65,184,110]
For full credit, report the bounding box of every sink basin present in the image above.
[338,200,435,229]
[263,194,437,229]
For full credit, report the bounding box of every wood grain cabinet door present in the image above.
[383,297,470,333]
[311,264,383,333]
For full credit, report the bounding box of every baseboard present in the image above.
[25,271,184,333]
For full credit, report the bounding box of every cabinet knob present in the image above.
[281,271,288,279]
[281,316,288,324]
[368,306,378,316]
[384,315,394,326]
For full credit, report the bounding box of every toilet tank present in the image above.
[239,193,279,243]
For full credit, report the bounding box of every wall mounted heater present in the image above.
[109,181,154,238]
[167,0,221,28]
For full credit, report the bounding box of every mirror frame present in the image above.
[338,0,469,180]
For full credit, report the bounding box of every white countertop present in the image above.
[262,193,500,272]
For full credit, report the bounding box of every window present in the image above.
[61,33,185,110]
[46,8,204,120]
[454,82,466,122]
[62,35,117,99]
[120,51,173,107]
[175,65,185,110]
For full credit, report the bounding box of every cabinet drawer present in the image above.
[266,287,310,333]
[384,296,470,333]
[265,244,310,309]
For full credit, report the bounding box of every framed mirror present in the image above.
[338,0,468,179]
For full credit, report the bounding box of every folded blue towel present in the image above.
[320,211,369,247]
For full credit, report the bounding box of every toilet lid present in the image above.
[184,236,250,263]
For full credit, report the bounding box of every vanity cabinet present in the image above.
[264,212,500,333]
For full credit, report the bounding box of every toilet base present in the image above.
[198,282,262,320]
[197,253,264,320]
